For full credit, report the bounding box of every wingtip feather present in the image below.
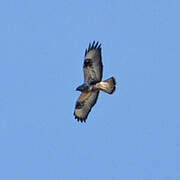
[85,41,101,56]
[74,112,87,123]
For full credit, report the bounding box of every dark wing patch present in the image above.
[74,91,99,122]
[84,58,93,68]
[83,41,103,83]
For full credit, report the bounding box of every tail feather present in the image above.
[96,77,116,94]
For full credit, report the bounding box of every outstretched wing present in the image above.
[74,90,99,122]
[83,41,103,83]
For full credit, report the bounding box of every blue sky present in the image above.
[0,0,179,179]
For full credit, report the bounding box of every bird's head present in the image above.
[76,83,89,92]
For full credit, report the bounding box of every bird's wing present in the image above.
[74,90,99,122]
[83,41,103,83]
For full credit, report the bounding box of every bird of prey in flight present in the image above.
[74,41,116,122]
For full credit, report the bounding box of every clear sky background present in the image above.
[0,0,179,179]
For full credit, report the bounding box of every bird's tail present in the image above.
[96,77,116,94]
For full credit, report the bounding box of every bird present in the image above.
[74,41,116,122]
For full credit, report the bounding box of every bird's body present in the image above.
[74,41,116,122]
